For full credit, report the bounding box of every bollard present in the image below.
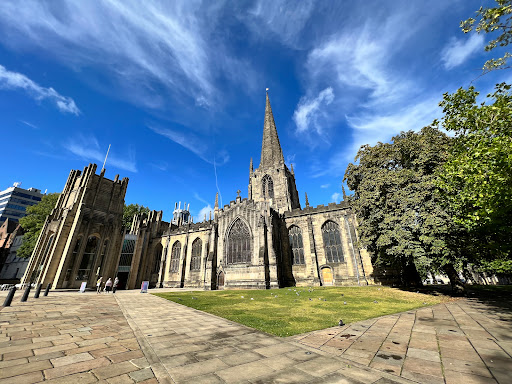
[20,284,31,302]
[34,284,43,298]
[43,283,51,296]
[3,287,16,307]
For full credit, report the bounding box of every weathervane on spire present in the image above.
[266,87,269,93]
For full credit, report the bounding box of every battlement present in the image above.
[284,200,350,218]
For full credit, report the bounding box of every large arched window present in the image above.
[288,226,305,265]
[170,241,181,272]
[322,221,344,263]
[190,238,202,271]
[78,236,99,280]
[262,174,274,199]
[226,218,251,264]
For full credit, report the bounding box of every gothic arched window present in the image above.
[262,174,274,199]
[322,221,344,263]
[288,226,305,265]
[191,238,202,271]
[170,241,181,272]
[226,218,251,264]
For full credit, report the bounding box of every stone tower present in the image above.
[21,164,128,289]
[249,92,300,213]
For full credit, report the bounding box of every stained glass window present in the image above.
[170,241,181,272]
[322,221,344,263]
[191,238,202,271]
[226,218,251,264]
[289,226,305,264]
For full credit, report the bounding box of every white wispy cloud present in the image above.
[20,120,38,129]
[320,184,330,189]
[0,65,80,115]
[331,192,341,202]
[197,204,213,222]
[441,34,484,70]
[148,124,229,166]
[0,2,256,112]
[242,0,315,48]
[293,87,334,135]
[64,135,137,173]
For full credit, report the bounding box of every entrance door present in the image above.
[217,271,224,289]
[117,272,129,290]
[321,267,333,286]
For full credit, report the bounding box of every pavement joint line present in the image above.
[445,300,509,383]
[113,293,175,384]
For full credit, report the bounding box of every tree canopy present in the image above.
[461,0,511,72]
[435,83,512,270]
[344,127,463,289]
[123,203,150,229]
[17,193,60,259]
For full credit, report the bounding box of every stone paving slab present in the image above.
[293,297,512,384]
[115,289,413,384]
[3,287,511,383]
[0,291,157,383]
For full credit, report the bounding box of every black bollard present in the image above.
[34,284,43,298]
[3,287,16,307]
[43,283,51,296]
[20,284,31,302]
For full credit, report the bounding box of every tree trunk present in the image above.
[402,257,423,287]
[443,263,465,295]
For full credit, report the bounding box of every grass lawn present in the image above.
[153,286,452,337]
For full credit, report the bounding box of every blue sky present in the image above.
[0,0,510,222]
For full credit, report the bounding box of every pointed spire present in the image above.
[249,157,253,173]
[260,91,285,168]
[342,185,347,201]
[214,192,219,209]
[305,192,310,207]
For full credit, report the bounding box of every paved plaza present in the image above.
[0,288,510,383]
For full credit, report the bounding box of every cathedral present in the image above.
[22,93,373,290]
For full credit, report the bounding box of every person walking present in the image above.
[113,277,119,294]
[96,277,103,294]
[105,277,113,293]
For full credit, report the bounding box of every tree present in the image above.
[435,83,512,271]
[17,193,60,258]
[461,0,511,73]
[123,204,150,229]
[344,127,464,292]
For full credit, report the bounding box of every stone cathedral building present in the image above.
[22,93,373,290]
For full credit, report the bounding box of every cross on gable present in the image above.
[236,189,241,198]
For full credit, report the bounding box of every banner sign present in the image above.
[141,281,149,293]
[79,282,87,293]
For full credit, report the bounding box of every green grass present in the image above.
[153,286,452,337]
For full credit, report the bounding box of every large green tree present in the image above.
[435,83,512,271]
[17,193,60,259]
[123,203,150,229]
[461,0,511,73]
[344,127,464,291]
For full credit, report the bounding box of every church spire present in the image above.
[260,91,285,168]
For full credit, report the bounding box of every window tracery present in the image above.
[170,241,181,272]
[322,221,344,263]
[226,218,251,264]
[288,226,305,264]
[191,238,202,271]
[262,174,274,199]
